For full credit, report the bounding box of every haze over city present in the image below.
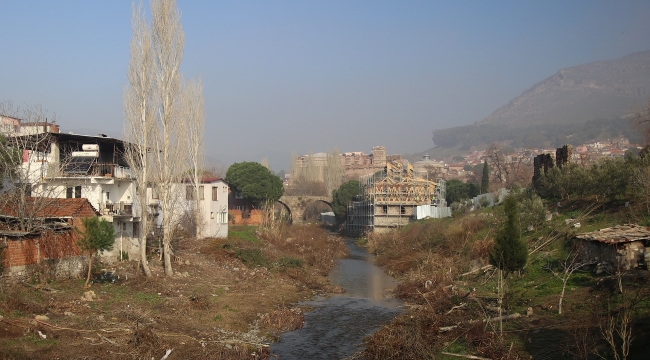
[2,0,650,171]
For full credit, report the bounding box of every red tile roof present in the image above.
[0,197,99,218]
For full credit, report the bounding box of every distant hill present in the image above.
[432,50,650,151]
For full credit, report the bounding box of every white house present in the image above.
[13,132,142,261]
[148,176,229,239]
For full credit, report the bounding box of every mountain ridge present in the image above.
[430,50,650,153]
[481,50,650,126]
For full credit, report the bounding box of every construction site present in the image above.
[346,160,449,235]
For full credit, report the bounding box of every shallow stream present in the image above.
[269,237,403,359]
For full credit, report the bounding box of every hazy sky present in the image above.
[2,1,650,171]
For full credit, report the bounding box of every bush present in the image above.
[234,249,269,268]
[489,195,527,275]
[274,256,304,269]
[519,193,546,231]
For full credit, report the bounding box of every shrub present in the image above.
[489,195,527,275]
[234,249,269,268]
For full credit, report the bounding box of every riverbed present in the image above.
[270,237,403,359]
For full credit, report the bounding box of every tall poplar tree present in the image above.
[124,1,155,277]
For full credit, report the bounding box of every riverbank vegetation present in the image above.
[359,152,650,359]
[0,224,346,359]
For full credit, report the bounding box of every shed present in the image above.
[1,198,99,280]
[574,224,650,270]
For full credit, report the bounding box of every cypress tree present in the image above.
[77,217,115,287]
[481,160,490,193]
[489,195,527,276]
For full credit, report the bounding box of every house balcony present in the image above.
[100,202,134,217]
[47,161,134,179]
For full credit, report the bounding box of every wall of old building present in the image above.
[578,240,646,270]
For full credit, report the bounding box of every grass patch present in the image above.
[222,304,238,312]
[228,226,260,243]
[274,256,303,269]
[133,292,162,306]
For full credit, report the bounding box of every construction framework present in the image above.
[346,161,446,235]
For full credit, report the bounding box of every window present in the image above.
[220,211,228,224]
[152,187,158,199]
[210,212,214,219]
[212,186,218,201]
[66,186,81,198]
[199,186,204,200]
[133,222,140,239]
[122,222,127,231]
[186,185,195,200]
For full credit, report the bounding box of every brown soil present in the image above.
[0,225,347,359]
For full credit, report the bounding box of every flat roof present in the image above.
[575,224,650,244]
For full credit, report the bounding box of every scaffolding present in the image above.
[346,161,446,235]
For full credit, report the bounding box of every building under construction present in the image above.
[346,161,448,235]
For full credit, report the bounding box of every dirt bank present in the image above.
[0,225,346,359]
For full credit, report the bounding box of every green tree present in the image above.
[77,217,116,287]
[481,160,490,193]
[445,179,479,205]
[331,180,361,222]
[225,162,284,206]
[489,195,527,276]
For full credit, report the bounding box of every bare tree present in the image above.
[0,102,69,233]
[260,158,270,170]
[123,1,155,277]
[288,149,343,196]
[323,148,344,196]
[485,143,508,186]
[150,0,186,276]
[544,251,593,315]
[630,162,650,215]
[485,143,532,188]
[180,77,205,238]
[634,98,650,146]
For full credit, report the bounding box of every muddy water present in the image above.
[270,237,402,359]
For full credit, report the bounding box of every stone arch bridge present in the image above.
[277,195,332,224]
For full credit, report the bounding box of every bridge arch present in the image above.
[277,195,333,224]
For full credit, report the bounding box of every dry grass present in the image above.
[0,225,346,359]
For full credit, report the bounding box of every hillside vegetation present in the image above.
[359,151,650,359]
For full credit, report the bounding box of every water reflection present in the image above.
[270,238,402,359]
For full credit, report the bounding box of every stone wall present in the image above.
[577,240,646,270]
[2,256,86,283]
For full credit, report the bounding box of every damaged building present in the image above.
[1,198,100,280]
[346,160,450,235]
[574,224,650,271]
